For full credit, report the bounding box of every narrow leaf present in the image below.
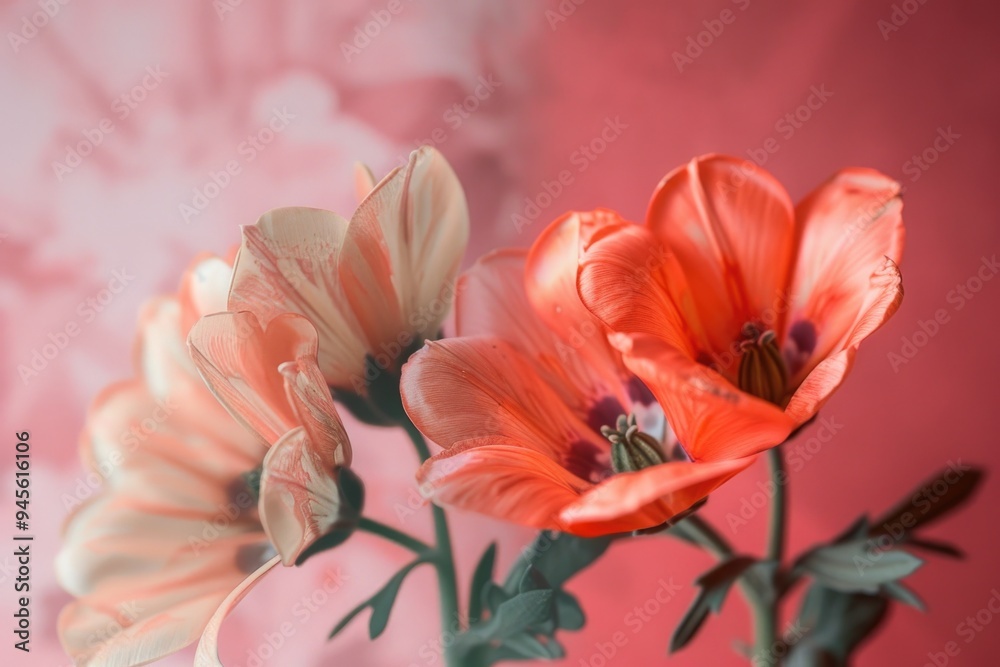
[669,590,712,653]
[870,465,984,538]
[882,580,925,611]
[796,540,923,593]
[469,542,497,625]
[327,556,430,640]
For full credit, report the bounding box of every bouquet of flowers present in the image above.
[57,148,982,666]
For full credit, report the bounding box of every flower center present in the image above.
[602,414,667,473]
[737,322,788,406]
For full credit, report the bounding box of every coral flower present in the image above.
[401,213,754,537]
[228,146,469,415]
[575,155,905,461]
[57,256,351,667]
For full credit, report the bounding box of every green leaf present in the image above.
[670,556,756,653]
[504,531,613,590]
[468,589,555,642]
[795,540,922,593]
[328,556,431,640]
[787,585,889,666]
[882,580,925,611]
[497,632,564,660]
[554,590,585,630]
[469,543,497,625]
[869,464,984,539]
[669,590,713,654]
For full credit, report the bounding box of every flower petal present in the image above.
[195,556,282,667]
[578,222,703,356]
[561,456,755,533]
[646,155,796,355]
[417,440,590,531]
[188,312,320,447]
[785,257,903,423]
[340,146,469,355]
[258,428,348,565]
[786,168,905,381]
[401,337,607,467]
[229,206,368,388]
[457,248,630,418]
[617,334,796,461]
[353,161,377,204]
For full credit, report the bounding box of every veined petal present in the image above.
[785,257,903,423]
[194,556,282,667]
[561,456,754,533]
[785,168,905,382]
[457,248,630,418]
[618,334,795,461]
[401,337,608,469]
[188,312,317,447]
[416,440,591,531]
[229,207,368,388]
[579,222,703,356]
[279,357,351,467]
[340,146,469,355]
[353,161,377,204]
[258,428,346,565]
[646,155,796,355]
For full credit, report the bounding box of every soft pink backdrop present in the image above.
[2,1,998,665]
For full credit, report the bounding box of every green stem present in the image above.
[752,447,789,664]
[766,447,787,563]
[358,516,432,555]
[405,422,461,667]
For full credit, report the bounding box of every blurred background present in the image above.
[2,1,998,665]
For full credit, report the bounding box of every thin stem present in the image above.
[682,515,735,559]
[751,446,789,665]
[358,516,432,555]
[765,447,787,563]
[404,422,461,667]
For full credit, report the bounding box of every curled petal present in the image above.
[785,257,903,423]
[259,428,349,565]
[786,168,905,380]
[188,311,319,447]
[194,556,282,667]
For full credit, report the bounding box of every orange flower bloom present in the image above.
[576,155,905,461]
[401,214,754,537]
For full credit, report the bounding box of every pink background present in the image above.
[2,1,998,665]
